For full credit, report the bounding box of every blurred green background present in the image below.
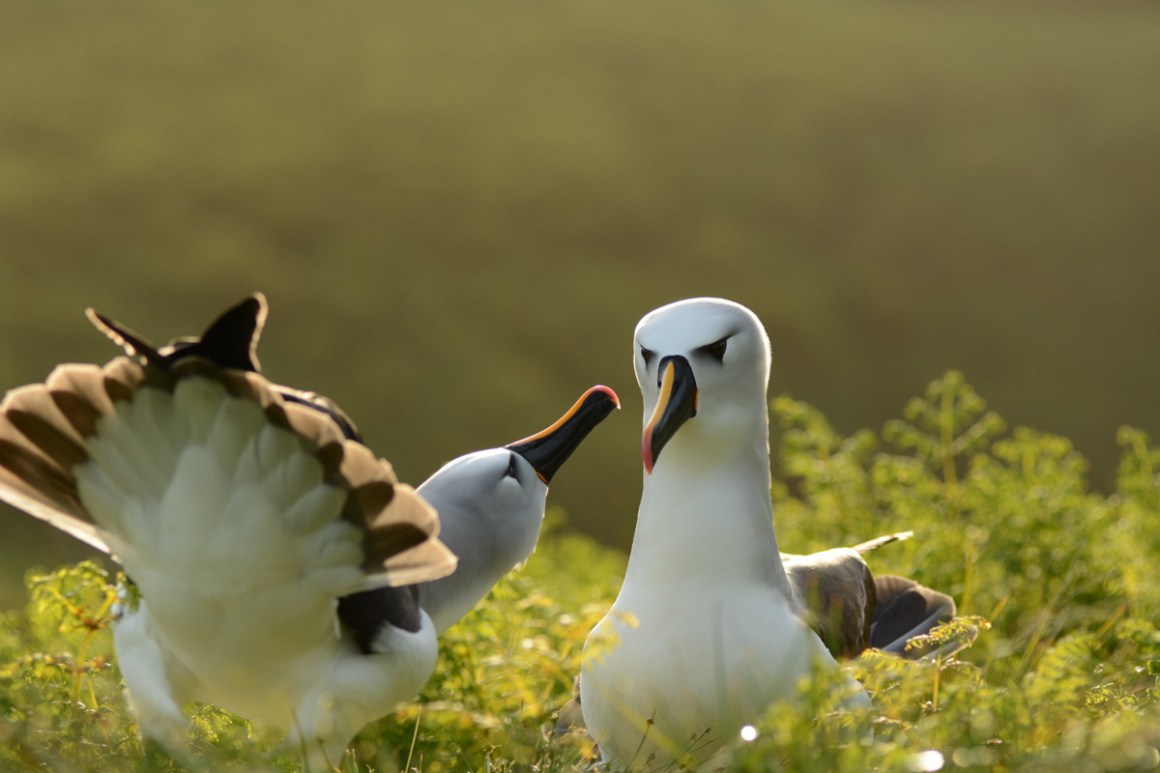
[1,1,1158,608]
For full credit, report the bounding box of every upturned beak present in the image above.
[642,355,698,474]
[506,385,620,484]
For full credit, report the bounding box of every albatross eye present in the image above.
[640,346,656,366]
[698,337,728,363]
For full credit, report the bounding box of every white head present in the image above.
[634,298,772,474]
[416,386,619,633]
[418,447,548,576]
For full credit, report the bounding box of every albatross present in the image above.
[579,298,960,767]
[0,294,460,769]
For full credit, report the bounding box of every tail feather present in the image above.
[0,436,104,551]
[1,300,457,591]
[0,376,100,549]
[4,388,89,468]
[362,482,452,586]
[45,364,117,432]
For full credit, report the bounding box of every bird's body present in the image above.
[581,298,865,767]
[0,296,456,768]
[585,491,833,761]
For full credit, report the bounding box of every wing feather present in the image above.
[1,351,456,589]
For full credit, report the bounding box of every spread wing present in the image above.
[0,357,456,590]
[0,293,456,593]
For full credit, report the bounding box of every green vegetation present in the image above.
[1,373,1157,771]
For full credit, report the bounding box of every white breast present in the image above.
[582,579,832,765]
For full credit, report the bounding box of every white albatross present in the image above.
[580,298,915,767]
[0,294,459,770]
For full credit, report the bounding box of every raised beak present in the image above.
[642,355,697,474]
[506,385,620,484]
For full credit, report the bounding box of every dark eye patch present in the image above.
[505,453,520,480]
[697,337,729,363]
[640,346,656,366]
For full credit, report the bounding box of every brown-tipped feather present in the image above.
[0,367,112,552]
[102,357,149,398]
[0,465,107,551]
[0,437,83,513]
[1,353,457,588]
[4,386,90,469]
[366,482,457,586]
[278,399,346,454]
[46,364,117,431]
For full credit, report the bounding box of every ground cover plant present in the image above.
[0,372,1157,771]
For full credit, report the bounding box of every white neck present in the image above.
[416,492,545,635]
[623,416,792,599]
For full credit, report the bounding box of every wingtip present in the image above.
[84,306,167,366]
[852,530,915,554]
[84,307,117,339]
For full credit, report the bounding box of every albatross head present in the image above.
[419,384,619,544]
[415,385,619,633]
[635,298,771,473]
[418,447,549,556]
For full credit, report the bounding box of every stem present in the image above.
[72,584,118,704]
[405,706,422,772]
[940,387,959,515]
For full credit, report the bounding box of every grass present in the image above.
[0,372,1157,771]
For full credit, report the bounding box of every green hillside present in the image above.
[2,0,1159,605]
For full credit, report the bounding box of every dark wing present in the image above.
[870,574,960,658]
[87,292,266,373]
[337,584,424,653]
[783,547,875,659]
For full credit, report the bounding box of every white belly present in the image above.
[581,582,837,766]
[115,596,439,763]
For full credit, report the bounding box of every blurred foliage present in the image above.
[2,1,1159,599]
[1,373,1158,771]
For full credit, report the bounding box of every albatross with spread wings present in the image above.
[0,294,619,769]
[0,294,456,768]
